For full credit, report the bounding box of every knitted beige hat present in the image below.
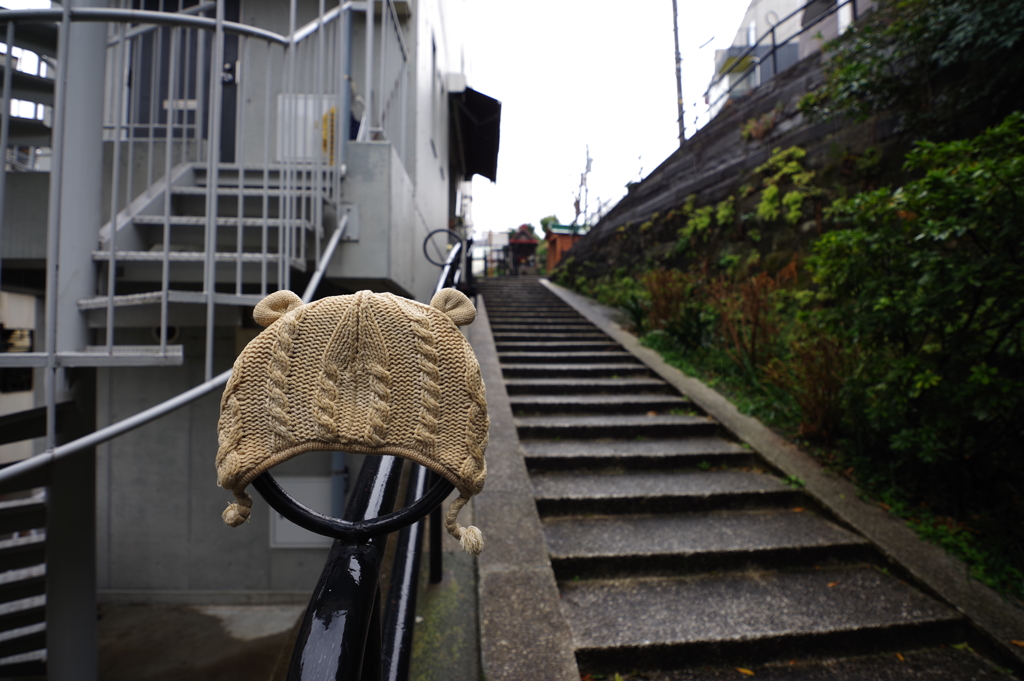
[216,288,488,555]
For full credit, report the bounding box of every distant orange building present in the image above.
[543,224,587,272]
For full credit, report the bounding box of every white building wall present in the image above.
[95,0,477,600]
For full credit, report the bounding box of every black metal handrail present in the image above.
[706,0,860,115]
[253,470,454,542]
[263,247,471,680]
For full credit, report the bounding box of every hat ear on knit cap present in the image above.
[253,290,303,327]
[430,288,476,326]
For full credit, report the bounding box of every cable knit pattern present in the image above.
[409,308,441,455]
[215,288,488,554]
[266,306,304,448]
[463,363,489,492]
[313,362,341,440]
[357,293,392,447]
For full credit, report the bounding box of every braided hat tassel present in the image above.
[445,494,484,556]
[222,490,253,527]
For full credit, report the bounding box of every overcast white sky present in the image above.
[464,0,751,236]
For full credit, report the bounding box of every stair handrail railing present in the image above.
[0,0,397,450]
[0,214,348,489]
[243,241,468,680]
[704,0,862,119]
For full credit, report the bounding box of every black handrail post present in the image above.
[851,0,858,22]
[771,27,778,80]
[284,456,404,680]
[381,464,430,681]
[361,590,383,681]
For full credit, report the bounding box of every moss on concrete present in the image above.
[410,549,482,681]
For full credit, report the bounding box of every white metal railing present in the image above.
[98,2,345,380]
[0,0,410,455]
[703,0,865,122]
[375,0,408,165]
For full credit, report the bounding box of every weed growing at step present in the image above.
[783,475,805,489]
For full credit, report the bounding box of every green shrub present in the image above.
[806,0,1024,137]
[810,111,1024,509]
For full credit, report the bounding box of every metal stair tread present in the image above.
[0,496,45,513]
[78,290,266,309]
[544,509,868,559]
[131,215,311,227]
[559,567,960,652]
[0,534,45,554]
[91,250,285,263]
[532,469,787,501]
[0,648,46,667]
[0,621,44,644]
[172,186,316,196]
[522,437,748,458]
[0,565,44,588]
[0,595,45,618]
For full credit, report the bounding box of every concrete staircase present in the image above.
[476,276,1016,679]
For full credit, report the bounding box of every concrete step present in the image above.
[498,351,637,364]
[532,470,802,516]
[544,509,872,578]
[515,414,717,439]
[485,306,573,313]
[623,646,1004,680]
[491,331,609,341]
[495,341,621,352]
[490,324,598,334]
[510,393,692,415]
[560,567,964,671]
[502,363,650,378]
[504,377,675,395]
[486,317,589,325]
[523,437,752,470]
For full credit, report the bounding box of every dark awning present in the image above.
[450,87,501,182]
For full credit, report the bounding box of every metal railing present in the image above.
[705,0,862,118]
[0,0,413,443]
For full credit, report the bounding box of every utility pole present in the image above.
[671,0,686,145]
[573,146,592,234]
[584,146,591,226]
